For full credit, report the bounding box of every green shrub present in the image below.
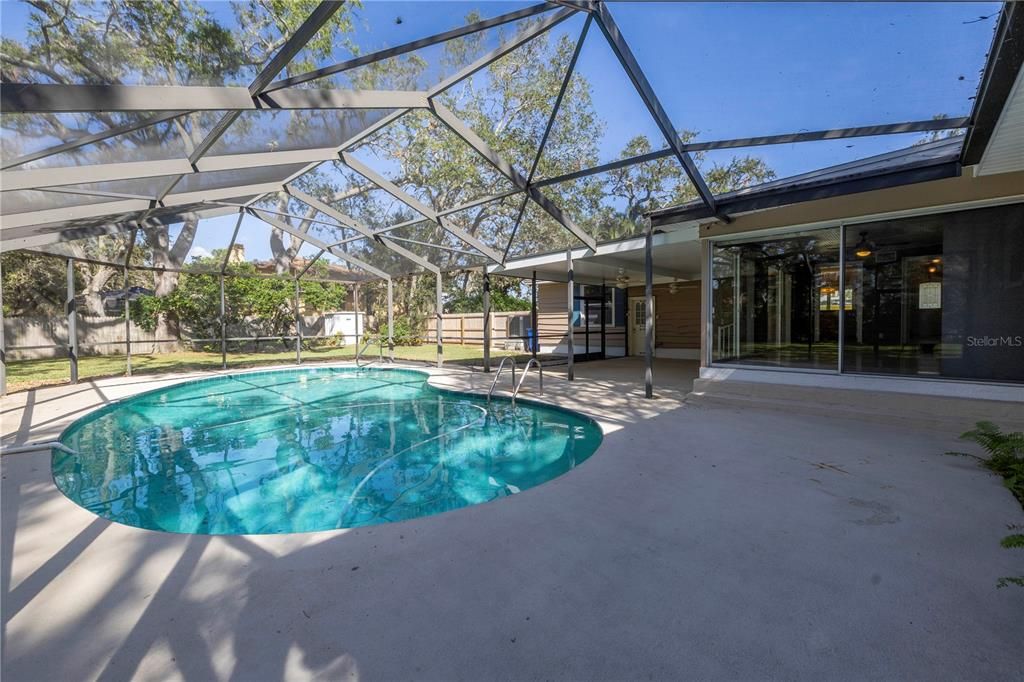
[949,421,1024,507]
[948,422,1024,588]
[382,317,424,346]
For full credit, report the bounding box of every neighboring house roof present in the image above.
[648,136,964,227]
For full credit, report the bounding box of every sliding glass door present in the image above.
[711,228,841,370]
[710,202,1024,383]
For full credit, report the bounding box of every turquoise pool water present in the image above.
[53,368,602,534]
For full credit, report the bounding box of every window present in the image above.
[573,285,623,328]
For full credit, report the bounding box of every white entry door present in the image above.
[628,296,654,356]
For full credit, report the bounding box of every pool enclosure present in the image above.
[1,0,1012,397]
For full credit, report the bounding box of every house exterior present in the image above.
[494,10,1024,404]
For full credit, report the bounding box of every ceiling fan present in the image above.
[615,268,630,290]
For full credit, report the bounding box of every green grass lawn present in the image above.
[4,343,518,393]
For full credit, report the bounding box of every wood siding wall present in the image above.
[533,280,701,351]
[625,281,701,349]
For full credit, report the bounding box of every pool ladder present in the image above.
[487,357,543,407]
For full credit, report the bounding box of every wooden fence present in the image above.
[423,310,534,348]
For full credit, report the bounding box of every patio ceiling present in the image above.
[0,0,998,283]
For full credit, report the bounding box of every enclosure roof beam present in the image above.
[237,108,411,211]
[1,110,189,171]
[266,2,555,92]
[529,115,972,189]
[250,1,346,95]
[429,100,596,251]
[505,13,592,261]
[338,151,505,263]
[247,207,390,279]
[427,7,577,96]
[296,248,327,280]
[283,186,441,274]
[590,2,716,214]
[187,2,347,169]
[1,84,429,113]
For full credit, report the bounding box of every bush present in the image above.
[950,421,1024,507]
[948,421,1024,588]
[380,316,423,346]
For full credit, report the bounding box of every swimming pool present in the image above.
[53,367,602,534]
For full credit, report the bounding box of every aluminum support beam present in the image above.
[354,283,361,350]
[482,270,491,372]
[427,7,577,96]
[338,152,504,263]
[531,271,539,361]
[387,277,394,361]
[436,272,443,367]
[566,247,574,381]
[250,1,346,95]
[66,259,78,384]
[124,265,132,377]
[247,209,391,279]
[2,116,967,193]
[429,101,596,251]
[267,3,554,92]
[644,221,654,399]
[283,186,441,273]
[1,83,430,113]
[505,15,591,261]
[2,110,188,171]
[0,256,5,396]
[295,279,303,364]
[591,3,716,213]
[220,274,227,369]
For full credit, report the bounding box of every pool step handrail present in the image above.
[511,358,543,406]
[355,335,384,368]
[486,357,516,404]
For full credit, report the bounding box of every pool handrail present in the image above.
[512,358,543,406]
[355,335,383,367]
[486,356,516,404]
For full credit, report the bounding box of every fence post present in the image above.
[124,265,132,377]
[482,271,491,373]
[67,259,78,384]
[295,278,302,365]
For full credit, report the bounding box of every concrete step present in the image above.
[689,377,1024,435]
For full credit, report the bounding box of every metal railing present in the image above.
[355,335,384,367]
[486,356,516,404]
[512,358,543,405]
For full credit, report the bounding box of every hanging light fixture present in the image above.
[668,279,681,294]
[854,231,873,258]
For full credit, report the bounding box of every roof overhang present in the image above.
[490,224,701,285]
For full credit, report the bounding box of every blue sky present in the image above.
[1,1,1002,262]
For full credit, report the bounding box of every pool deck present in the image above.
[2,358,1022,680]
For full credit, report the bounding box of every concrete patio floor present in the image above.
[2,359,1021,680]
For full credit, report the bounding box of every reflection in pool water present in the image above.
[54,368,602,534]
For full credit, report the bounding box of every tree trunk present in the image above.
[82,265,116,316]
